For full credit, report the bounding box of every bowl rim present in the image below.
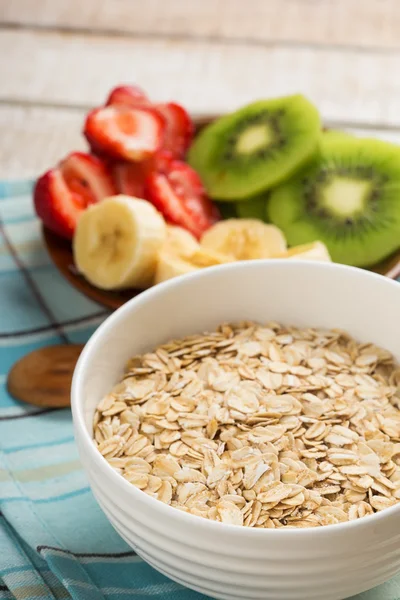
[72,259,400,537]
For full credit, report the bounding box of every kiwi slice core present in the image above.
[188,94,321,200]
[232,116,276,157]
[309,175,374,223]
[321,178,369,218]
[305,168,386,233]
[267,135,400,267]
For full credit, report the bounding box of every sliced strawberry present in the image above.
[112,151,174,198]
[61,152,116,202]
[34,152,116,239]
[152,149,175,173]
[112,162,150,198]
[156,103,194,158]
[84,106,165,162]
[105,85,150,108]
[145,160,220,239]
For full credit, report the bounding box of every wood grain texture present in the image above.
[2,0,400,50]
[0,105,86,178]
[1,1,400,178]
[2,29,400,128]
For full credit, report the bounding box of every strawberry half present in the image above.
[145,160,220,239]
[156,102,194,158]
[34,152,116,239]
[84,106,165,162]
[105,85,150,108]
[112,151,174,198]
[112,161,151,198]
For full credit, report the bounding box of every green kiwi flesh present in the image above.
[267,134,400,267]
[322,130,355,143]
[188,94,321,200]
[236,194,268,220]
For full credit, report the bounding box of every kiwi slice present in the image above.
[322,130,355,142]
[267,134,400,267]
[188,94,321,200]
[236,194,268,221]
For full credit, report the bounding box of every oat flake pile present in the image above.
[93,322,400,528]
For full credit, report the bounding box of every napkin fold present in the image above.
[0,180,399,600]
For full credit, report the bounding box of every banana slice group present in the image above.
[200,219,287,260]
[73,200,331,291]
[73,195,166,290]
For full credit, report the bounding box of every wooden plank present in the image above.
[0,105,86,179]
[1,30,400,128]
[1,105,400,179]
[2,0,400,50]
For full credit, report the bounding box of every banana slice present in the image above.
[281,241,331,262]
[163,225,199,256]
[155,248,231,284]
[73,195,166,290]
[200,219,287,260]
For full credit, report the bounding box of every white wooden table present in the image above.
[1,0,400,179]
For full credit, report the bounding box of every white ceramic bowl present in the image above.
[72,260,400,600]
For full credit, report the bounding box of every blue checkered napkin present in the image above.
[0,180,400,600]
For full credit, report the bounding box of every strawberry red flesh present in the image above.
[156,102,194,158]
[106,85,150,108]
[112,151,174,198]
[145,160,220,239]
[84,106,165,162]
[60,152,115,205]
[34,152,116,239]
[112,161,151,198]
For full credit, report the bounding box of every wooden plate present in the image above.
[42,115,400,311]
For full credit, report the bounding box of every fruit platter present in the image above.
[35,85,400,310]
